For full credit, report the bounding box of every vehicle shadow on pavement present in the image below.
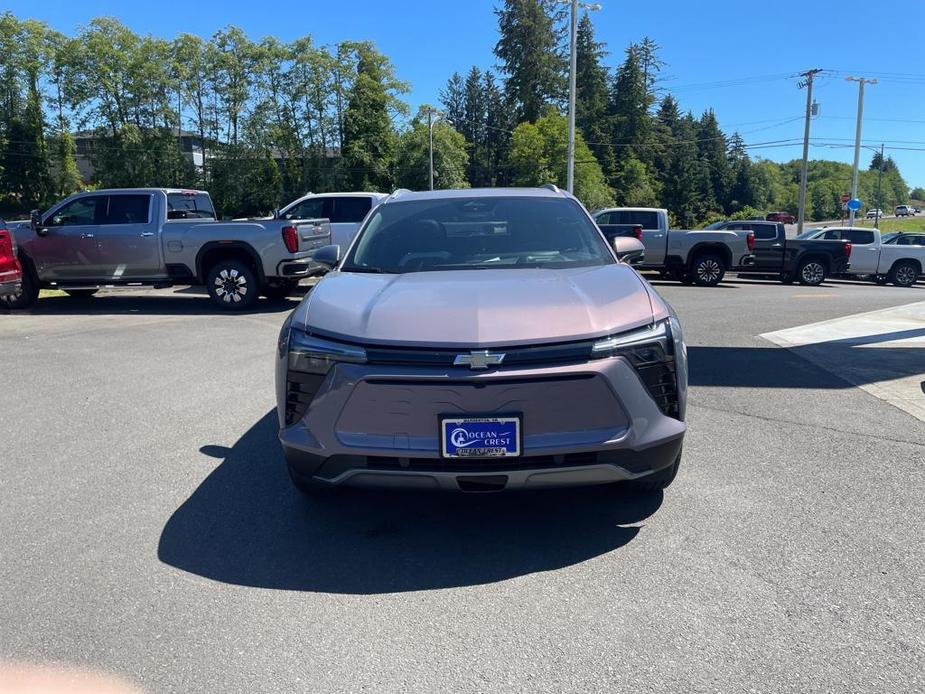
[17,293,303,316]
[157,411,662,594]
[689,328,925,389]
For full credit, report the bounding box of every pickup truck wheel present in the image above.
[0,266,39,310]
[690,253,725,286]
[64,289,99,298]
[889,261,919,287]
[798,259,826,286]
[625,450,682,493]
[261,279,300,300]
[206,260,258,310]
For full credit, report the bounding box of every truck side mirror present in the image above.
[30,209,47,237]
[613,237,645,265]
[312,244,341,271]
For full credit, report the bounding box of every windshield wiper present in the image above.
[340,265,386,274]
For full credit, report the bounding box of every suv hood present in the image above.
[294,265,658,348]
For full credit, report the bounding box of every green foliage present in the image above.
[508,110,612,210]
[342,42,404,192]
[395,107,469,190]
[494,0,565,123]
[910,187,925,201]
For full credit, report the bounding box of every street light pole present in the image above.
[566,0,578,194]
[796,68,821,237]
[428,107,434,191]
[564,1,600,194]
[846,76,877,227]
[874,143,884,229]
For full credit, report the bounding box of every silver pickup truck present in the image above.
[1,188,331,310]
[593,207,755,286]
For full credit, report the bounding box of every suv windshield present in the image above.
[341,196,613,273]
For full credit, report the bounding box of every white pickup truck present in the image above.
[592,207,755,286]
[808,226,924,286]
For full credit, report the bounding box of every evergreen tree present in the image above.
[462,66,486,185]
[439,71,465,132]
[494,0,565,122]
[697,109,730,212]
[481,71,509,186]
[341,43,402,191]
[574,13,612,177]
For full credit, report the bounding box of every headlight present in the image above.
[591,319,671,366]
[591,318,685,420]
[288,331,367,374]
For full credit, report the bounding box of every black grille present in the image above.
[636,361,680,419]
[285,371,325,425]
[366,450,601,472]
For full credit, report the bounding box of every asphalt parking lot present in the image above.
[1,276,924,693]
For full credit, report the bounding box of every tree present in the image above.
[481,71,509,186]
[911,187,925,200]
[574,13,612,176]
[697,109,731,213]
[439,72,465,132]
[494,0,565,123]
[395,106,469,190]
[341,42,406,191]
[462,66,487,186]
[507,110,611,209]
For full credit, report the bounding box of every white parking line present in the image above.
[761,301,925,422]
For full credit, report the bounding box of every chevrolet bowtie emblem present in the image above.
[454,350,506,370]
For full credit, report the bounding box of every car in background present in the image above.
[277,187,687,495]
[766,211,796,224]
[0,220,23,300]
[811,226,925,286]
[865,209,883,219]
[894,205,914,217]
[276,192,387,250]
[706,220,852,285]
[591,207,755,286]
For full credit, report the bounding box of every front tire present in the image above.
[206,260,258,310]
[690,252,726,287]
[625,451,682,493]
[0,266,39,310]
[889,261,919,288]
[797,259,827,286]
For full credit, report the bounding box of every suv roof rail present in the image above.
[540,183,561,193]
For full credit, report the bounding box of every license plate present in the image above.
[440,416,521,458]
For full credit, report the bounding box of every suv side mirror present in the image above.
[613,237,645,265]
[312,244,341,271]
[30,209,47,237]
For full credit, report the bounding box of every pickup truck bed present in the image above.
[2,188,332,311]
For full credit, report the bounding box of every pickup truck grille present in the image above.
[285,372,325,425]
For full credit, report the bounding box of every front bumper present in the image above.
[277,355,687,491]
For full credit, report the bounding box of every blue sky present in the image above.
[9,0,925,189]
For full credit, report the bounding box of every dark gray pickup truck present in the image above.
[2,188,331,310]
[706,220,852,285]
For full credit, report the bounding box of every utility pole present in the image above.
[427,107,435,191]
[566,0,578,194]
[796,68,821,236]
[874,143,885,229]
[564,1,601,194]
[846,76,877,227]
